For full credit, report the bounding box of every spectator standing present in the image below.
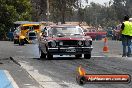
[121,15,132,57]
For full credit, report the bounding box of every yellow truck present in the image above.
[14,23,41,45]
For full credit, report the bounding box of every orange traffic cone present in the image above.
[103,37,109,53]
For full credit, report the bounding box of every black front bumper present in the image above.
[48,47,93,55]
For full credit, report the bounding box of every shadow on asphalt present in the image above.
[13,44,27,46]
[33,57,85,60]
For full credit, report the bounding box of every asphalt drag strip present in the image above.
[0,58,43,88]
[12,56,132,88]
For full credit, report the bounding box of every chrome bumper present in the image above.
[48,47,93,55]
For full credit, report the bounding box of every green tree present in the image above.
[31,0,47,21]
[49,0,79,24]
[0,0,32,39]
[84,0,132,28]
[111,0,131,20]
[31,0,88,23]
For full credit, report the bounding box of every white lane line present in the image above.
[92,56,106,57]
[4,70,19,88]
[92,54,122,58]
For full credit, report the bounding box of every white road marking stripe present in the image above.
[92,56,106,57]
[92,55,122,58]
[4,70,19,88]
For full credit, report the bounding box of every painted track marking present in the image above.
[0,70,19,88]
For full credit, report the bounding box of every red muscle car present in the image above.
[38,25,93,59]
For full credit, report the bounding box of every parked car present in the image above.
[38,25,93,59]
[85,31,107,40]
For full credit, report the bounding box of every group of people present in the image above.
[120,15,132,57]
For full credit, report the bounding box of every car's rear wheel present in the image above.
[84,53,91,59]
[75,54,82,58]
[47,52,53,59]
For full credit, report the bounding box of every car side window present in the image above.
[48,28,54,36]
[78,28,83,34]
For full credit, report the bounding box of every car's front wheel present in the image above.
[47,52,53,59]
[84,53,91,59]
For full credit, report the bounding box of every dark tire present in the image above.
[14,39,19,44]
[75,54,82,58]
[14,40,16,44]
[92,37,96,40]
[84,54,91,59]
[39,49,46,59]
[47,53,53,59]
[24,38,28,44]
[19,39,25,45]
[76,76,87,85]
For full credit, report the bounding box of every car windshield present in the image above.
[29,33,36,36]
[14,27,21,34]
[48,27,83,36]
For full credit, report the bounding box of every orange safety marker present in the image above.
[78,65,86,76]
[103,37,109,53]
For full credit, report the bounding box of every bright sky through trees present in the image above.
[82,0,110,6]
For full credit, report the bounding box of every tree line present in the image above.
[32,0,132,28]
[0,0,32,39]
[0,0,132,35]
[83,0,132,28]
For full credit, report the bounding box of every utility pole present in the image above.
[95,16,98,28]
[46,0,50,25]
